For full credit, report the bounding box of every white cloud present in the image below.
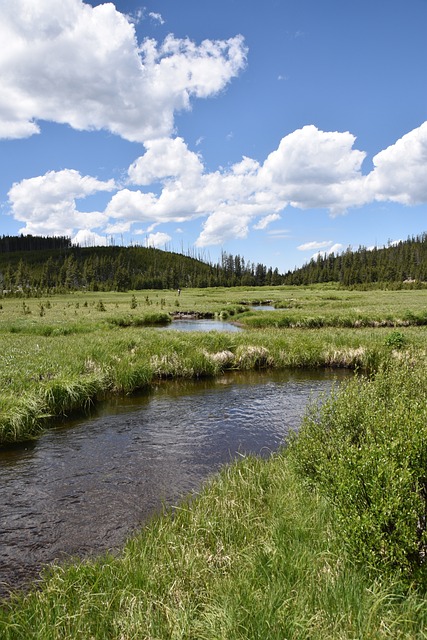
[149,12,164,25]
[145,232,172,248]
[72,229,108,246]
[128,137,204,186]
[311,242,343,260]
[260,125,368,214]
[253,213,281,230]
[7,169,115,236]
[0,0,247,142]
[368,122,427,205]
[297,240,334,251]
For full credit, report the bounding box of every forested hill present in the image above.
[283,233,427,287]
[0,236,281,292]
[1,233,426,293]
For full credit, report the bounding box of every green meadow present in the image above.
[1,285,426,445]
[1,285,427,638]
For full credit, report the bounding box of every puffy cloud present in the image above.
[0,0,247,142]
[7,168,115,235]
[72,229,108,246]
[145,232,172,248]
[128,137,204,186]
[368,122,427,205]
[260,125,368,214]
[195,208,253,246]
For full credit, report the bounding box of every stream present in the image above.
[0,368,348,597]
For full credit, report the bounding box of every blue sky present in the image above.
[1,0,426,273]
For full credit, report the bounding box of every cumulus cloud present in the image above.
[0,0,247,142]
[260,125,368,214]
[145,231,172,248]
[72,229,109,246]
[7,169,115,236]
[6,120,427,247]
[368,122,427,205]
[128,137,204,186]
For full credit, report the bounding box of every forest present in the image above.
[282,233,427,287]
[0,232,426,294]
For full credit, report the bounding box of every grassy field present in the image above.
[1,285,427,637]
[0,285,426,444]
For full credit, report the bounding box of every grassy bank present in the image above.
[2,436,427,638]
[2,324,425,444]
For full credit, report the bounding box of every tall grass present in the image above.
[0,323,424,444]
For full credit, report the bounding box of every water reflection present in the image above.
[160,318,242,332]
[0,369,349,596]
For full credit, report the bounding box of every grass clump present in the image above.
[107,312,171,327]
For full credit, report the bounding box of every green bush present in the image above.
[288,357,427,584]
[385,330,408,349]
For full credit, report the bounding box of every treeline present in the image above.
[1,232,427,295]
[0,241,282,294]
[0,234,72,253]
[283,233,427,287]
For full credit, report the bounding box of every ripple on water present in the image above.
[0,368,349,596]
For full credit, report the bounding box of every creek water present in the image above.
[161,318,242,332]
[0,369,348,597]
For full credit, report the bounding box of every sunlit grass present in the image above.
[0,287,426,443]
[2,452,427,638]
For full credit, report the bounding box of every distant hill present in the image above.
[282,233,427,288]
[1,233,426,294]
[0,236,282,292]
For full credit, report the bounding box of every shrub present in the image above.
[385,330,408,349]
[288,358,427,584]
[96,299,106,312]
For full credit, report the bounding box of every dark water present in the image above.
[0,369,348,597]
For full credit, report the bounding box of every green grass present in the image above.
[1,325,423,444]
[2,451,427,639]
[0,286,426,444]
[288,356,427,584]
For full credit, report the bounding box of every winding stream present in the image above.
[0,369,348,596]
